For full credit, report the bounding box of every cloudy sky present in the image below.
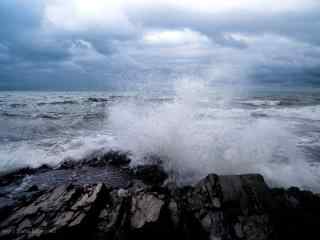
[0,0,320,90]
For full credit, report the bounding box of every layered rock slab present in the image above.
[0,183,107,240]
[0,169,320,240]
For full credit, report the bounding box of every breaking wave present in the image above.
[108,79,320,190]
[240,100,281,107]
[37,100,79,106]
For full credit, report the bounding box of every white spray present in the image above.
[109,78,320,189]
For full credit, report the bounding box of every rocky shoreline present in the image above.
[0,151,320,240]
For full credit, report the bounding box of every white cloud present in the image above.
[143,28,210,46]
[44,0,319,33]
[164,0,319,14]
[44,0,134,35]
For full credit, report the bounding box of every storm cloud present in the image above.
[0,0,320,90]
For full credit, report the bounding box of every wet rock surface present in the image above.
[1,152,320,240]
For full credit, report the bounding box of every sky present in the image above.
[0,0,320,90]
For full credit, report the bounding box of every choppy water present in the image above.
[1,83,320,190]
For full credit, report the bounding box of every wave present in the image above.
[82,112,106,120]
[87,97,109,103]
[264,105,320,121]
[240,96,320,108]
[37,100,79,106]
[146,97,174,103]
[250,112,269,118]
[240,100,281,107]
[9,103,27,108]
[1,112,63,120]
[1,112,28,118]
[35,113,62,120]
[0,133,117,175]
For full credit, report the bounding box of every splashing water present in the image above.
[109,79,320,189]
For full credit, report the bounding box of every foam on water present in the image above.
[265,105,320,121]
[0,132,117,173]
[240,99,281,107]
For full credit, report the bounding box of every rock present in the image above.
[0,197,18,223]
[271,187,320,240]
[1,159,320,240]
[0,183,107,240]
[86,151,131,167]
[87,97,109,103]
[117,188,129,198]
[94,184,174,240]
[130,192,164,228]
[218,174,274,214]
[58,150,131,170]
[57,159,78,170]
[93,188,131,240]
[238,215,273,240]
[131,164,168,186]
[0,168,36,187]
[178,174,274,240]
[129,190,177,240]
[27,185,39,192]
[188,174,221,212]
[0,165,52,187]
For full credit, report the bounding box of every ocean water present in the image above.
[1,81,320,190]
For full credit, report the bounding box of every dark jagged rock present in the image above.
[167,174,275,240]
[93,188,131,239]
[0,197,18,223]
[0,151,134,226]
[271,187,320,240]
[87,97,109,103]
[96,151,131,167]
[0,165,52,187]
[58,150,131,170]
[1,153,320,240]
[130,192,165,228]
[0,183,107,240]
[0,168,35,187]
[131,164,168,186]
[27,185,39,192]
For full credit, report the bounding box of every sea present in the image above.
[1,81,320,191]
